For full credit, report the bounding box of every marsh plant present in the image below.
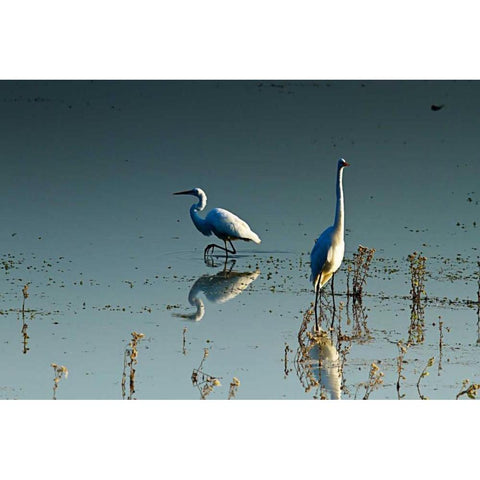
[182,327,188,355]
[417,357,435,400]
[295,310,323,395]
[51,363,68,400]
[21,314,29,354]
[20,284,32,355]
[228,377,241,400]
[284,343,292,378]
[121,331,145,400]
[22,283,29,315]
[346,245,375,301]
[356,362,384,400]
[191,348,222,399]
[408,252,427,344]
[345,297,372,344]
[456,380,480,400]
[438,319,444,375]
[477,261,480,345]
[396,340,411,399]
[408,252,427,304]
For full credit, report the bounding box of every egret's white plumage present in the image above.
[310,158,350,328]
[174,188,261,258]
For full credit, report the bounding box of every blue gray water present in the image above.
[0,80,479,399]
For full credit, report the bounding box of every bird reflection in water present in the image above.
[174,260,260,322]
[295,316,343,400]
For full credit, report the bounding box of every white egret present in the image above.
[174,188,261,259]
[310,158,350,329]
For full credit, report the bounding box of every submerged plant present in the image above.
[417,357,435,400]
[191,348,222,399]
[456,380,480,400]
[121,331,145,400]
[51,363,68,400]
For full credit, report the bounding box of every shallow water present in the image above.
[1,80,479,399]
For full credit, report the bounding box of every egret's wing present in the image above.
[310,227,334,283]
[206,208,259,242]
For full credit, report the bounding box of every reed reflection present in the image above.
[174,261,260,322]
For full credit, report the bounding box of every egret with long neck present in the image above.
[174,187,261,259]
[310,158,350,329]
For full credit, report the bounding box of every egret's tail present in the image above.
[249,232,261,244]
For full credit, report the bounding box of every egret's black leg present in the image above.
[331,274,336,311]
[330,274,336,329]
[204,240,236,258]
[221,258,236,275]
[314,281,320,331]
[228,240,237,255]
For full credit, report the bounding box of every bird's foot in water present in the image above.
[204,244,217,258]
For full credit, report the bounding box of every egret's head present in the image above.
[173,187,206,198]
[338,158,350,169]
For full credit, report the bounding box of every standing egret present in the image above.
[310,158,350,329]
[174,188,261,259]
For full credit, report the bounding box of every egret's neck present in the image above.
[189,192,211,235]
[194,191,207,211]
[333,167,345,234]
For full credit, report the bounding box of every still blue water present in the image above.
[0,80,479,399]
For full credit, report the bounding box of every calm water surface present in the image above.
[1,80,479,399]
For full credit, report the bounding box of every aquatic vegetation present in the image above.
[408,252,427,344]
[437,319,444,375]
[408,252,427,304]
[456,380,480,400]
[477,261,480,345]
[396,340,411,399]
[121,331,145,400]
[182,327,188,355]
[191,348,222,399]
[357,362,384,400]
[228,377,241,400]
[51,363,68,400]
[20,284,32,355]
[21,314,30,355]
[416,357,435,400]
[21,283,30,315]
[284,343,292,378]
[346,245,375,301]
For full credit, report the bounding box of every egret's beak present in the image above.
[173,189,195,196]
[343,162,351,167]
